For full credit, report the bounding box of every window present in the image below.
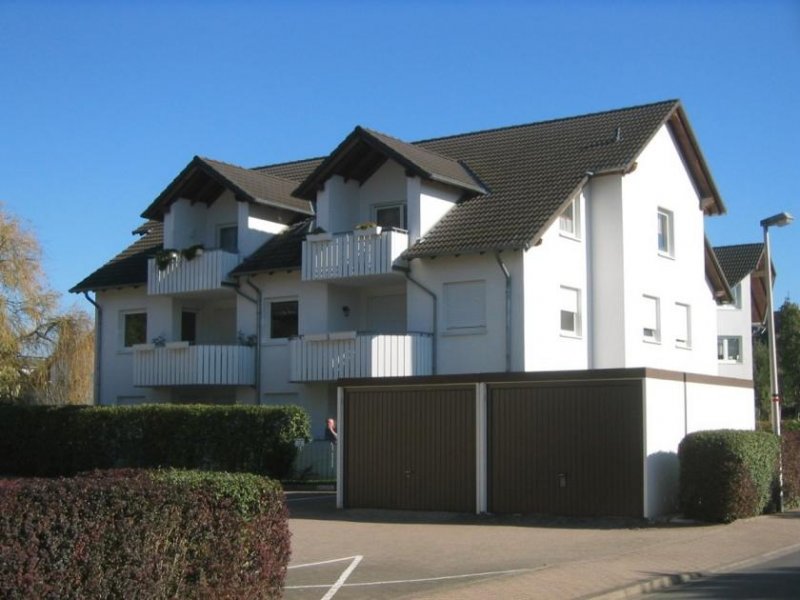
[444,281,486,331]
[374,204,407,229]
[718,336,742,362]
[559,198,580,238]
[731,282,742,309]
[122,312,147,348]
[675,303,691,348]
[269,300,298,339]
[642,295,660,342]
[657,208,674,256]
[181,310,197,343]
[560,286,581,336]
[218,225,238,252]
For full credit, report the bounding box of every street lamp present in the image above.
[760,211,793,512]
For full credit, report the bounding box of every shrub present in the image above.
[679,429,780,522]
[0,404,310,478]
[0,469,290,599]
[782,430,800,509]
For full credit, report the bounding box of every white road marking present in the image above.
[285,566,535,590]
[320,555,363,600]
[289,556,362,569]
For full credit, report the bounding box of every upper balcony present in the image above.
[133,342,255,387]
[301,227,408,282]
[147,248,240,295]
[289,331,433,382]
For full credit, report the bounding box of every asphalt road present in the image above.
[645,548,800,599]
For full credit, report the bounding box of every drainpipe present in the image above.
[222,279,261,400]
[395,264,438,375]
[495,252,511,372]
[83,292,101,404]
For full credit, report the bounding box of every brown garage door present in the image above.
[344,386,475,512]
[489,380,643,517]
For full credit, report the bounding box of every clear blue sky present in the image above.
[1,0,798,314]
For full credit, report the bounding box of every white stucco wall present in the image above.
[523,190,590,371]
[717,275,754,379]
[417,180,460,243]
[643,375,755,518]
[579,124,722,374]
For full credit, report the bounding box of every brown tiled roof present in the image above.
[714,243,765,286]
[70,221,163,292]
[230,219,313,275]
[141,156,313,220]
[404,99,723,258]
[254,157,323,182]
[293,126,486,200]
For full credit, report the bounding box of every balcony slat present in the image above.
[301,230,408,282]
[133,345,255,386]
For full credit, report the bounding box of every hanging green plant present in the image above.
[155,249,179,271]
[182,244,205,261]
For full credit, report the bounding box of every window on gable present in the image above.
[657,208,674,257]
[269,299,298,339]
[718,336,742,362]
[122,312,147,348]
[374,204,407,230]
[642,295,661,342]
[675,303,691,348]
[560,286,581,336]
[559,198,580,238]
[218,225,238,253]
[444,280,486,332]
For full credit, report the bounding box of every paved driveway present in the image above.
[284,491,666,599]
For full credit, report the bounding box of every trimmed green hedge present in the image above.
[0,469,289,599]
[0,404,310,478]
[679,429,780,522]
[783,430,800,509]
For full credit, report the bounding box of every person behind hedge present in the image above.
[325,418,338,444]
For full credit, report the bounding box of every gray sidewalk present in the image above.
[286,494,800,599]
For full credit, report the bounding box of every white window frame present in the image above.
[559,286,581,337]
[718,336,743,363]
[657,208,674,257]
[642,295,661,343]
[120,310,147,350]
[674,302,691,349]
[217,223,238,253]
[559,197,580,240]
[265,297,299,341]
[443,280,486,334]
[721,282,742,310]
[372,202,407,230]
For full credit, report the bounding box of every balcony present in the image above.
[147,249,240,295]
[133,343,255,386]
[301,227,408,282]
[289,331,433,382]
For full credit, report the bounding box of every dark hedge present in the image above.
[679,429,780,523]
[782,430,800,509]
[0,404,310,478]
[0,469,290,599]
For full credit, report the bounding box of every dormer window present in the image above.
[218,225,238,252]
[374,204,407,230]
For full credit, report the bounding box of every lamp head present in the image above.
[760,212,794,228]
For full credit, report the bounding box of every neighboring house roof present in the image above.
[713,242,770,323]
[141,156,314,220]
[231,219,313,275]
[402,99,724,259]
[70,221,163,293]
[705,237,734,304]
[293,126,487,200]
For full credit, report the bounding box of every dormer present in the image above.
[141,156,313,257]
[294,127,485,243]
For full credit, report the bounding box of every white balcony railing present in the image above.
[147,249,240,295]
[301,228,408,281]
[289,331,433,382]
[133,343,255,386]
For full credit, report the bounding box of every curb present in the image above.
[589,541,800,599]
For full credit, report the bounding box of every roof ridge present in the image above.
[714,242,764,250]
[410,99,680,146]
[199,155,302,185]
[251,155,327,172]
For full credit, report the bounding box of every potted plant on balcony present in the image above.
[155,248,179,271]
[354,221,381,236]
[181,244,204,261]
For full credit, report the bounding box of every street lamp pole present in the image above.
[760,211,793,512]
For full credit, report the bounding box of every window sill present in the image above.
[658,251,675,260]
[675,343,692,350]
[442,327,487,337]
[560,332,582,340]
[718,359,743,364]
[559,231,581,242]
[642,338,661,345]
